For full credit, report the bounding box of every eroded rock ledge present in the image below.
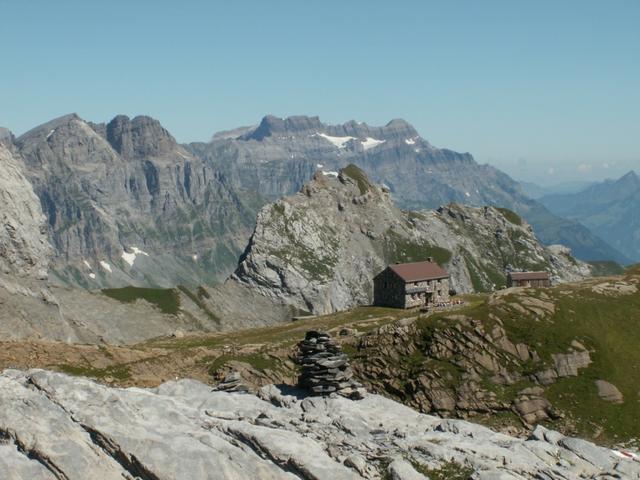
[1,369,638,479]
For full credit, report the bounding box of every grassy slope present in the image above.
[420,271,640,443]
[102,287,181,314]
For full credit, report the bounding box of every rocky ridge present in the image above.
[5,112,624,295]
[1,368,638,479]
[213,165,590,322]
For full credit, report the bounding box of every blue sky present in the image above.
[1,0,638,184]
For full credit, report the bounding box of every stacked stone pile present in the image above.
[214,371,249,393]
[298,330,366,399]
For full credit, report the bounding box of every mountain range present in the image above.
[8,114,263,288]
[190,114,628,264]
[0,159,590,342]
[0,113,629,294]
[539,170,640,262]
[519,180,596,199]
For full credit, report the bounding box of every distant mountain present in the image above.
[539,171,640,262]
[188,115,628,264]
[14,113,263,288]
[519,180,595,199]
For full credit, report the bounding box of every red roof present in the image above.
[388,261,449,282]
[508,271,549,281]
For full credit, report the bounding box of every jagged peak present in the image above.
[238,114,420,143]
[106,114,177,159]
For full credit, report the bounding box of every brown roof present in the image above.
[508,271,549,281]
[388,261,449,283]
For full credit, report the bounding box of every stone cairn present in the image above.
[214,371,249,393]
[298,330,366,400]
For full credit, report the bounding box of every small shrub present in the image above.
[495,207,523,226]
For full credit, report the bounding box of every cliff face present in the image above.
[15,114,262,288]
[0,144,51,277]
[226,166,589,319]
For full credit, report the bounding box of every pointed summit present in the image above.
[16,113,81,145]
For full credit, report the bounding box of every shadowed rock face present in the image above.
[106,115,178,159]
[13,113,263,288]
[1,369,637,479]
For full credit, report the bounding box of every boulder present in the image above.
[595,380,624,404]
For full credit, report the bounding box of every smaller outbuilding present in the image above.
[507,271,551,288]
[374,260,450,309]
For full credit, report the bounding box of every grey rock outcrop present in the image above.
[0,144,51,277]
[214,371,249,393]
[221,166,591,321]
[595,380,624,404]
[1,369,638,479]
[0,127,14,147]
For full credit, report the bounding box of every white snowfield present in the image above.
[360,137,385,150]
[314,132,386,151]
[0,369,638,480]
[99,261,112,273]
[121,246,149,266]
[315,132,355,148]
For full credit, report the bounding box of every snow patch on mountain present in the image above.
[121,246,149,267]
[361,137,386,151]
[315,132,355,148]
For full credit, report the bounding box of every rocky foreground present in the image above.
[1,370,638,479]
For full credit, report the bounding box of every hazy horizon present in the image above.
[2,0,638,185]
